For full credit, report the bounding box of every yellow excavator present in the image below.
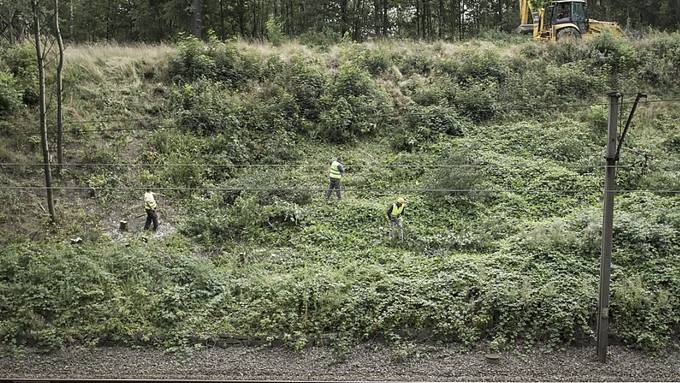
[518,0,622,41]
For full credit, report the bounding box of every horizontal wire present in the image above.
[0,185,650,194]
[0,161,632,169]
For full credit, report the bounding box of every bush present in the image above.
[635,33,680,88]
[437,49,509,85]
[585,32,636,78]
[266,17,285,46]
[582,105,608,133]
[278,56,328,121]
[169,37,261,88]
[317,63,390,143]
[298,29,341,49]
[395,51,433,76]
[183,193,306,246]
[545,62,607,100]
[356,47,393,76]
[391,105,469,152]
[453,80,498,122]
[0,71,21,115]
[0,43,37,105]
[172,80,241,135]
[168,35,216,82]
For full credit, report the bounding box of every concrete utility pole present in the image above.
[596,91,646,363]
[596,91,620,363]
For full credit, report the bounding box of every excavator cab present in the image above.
[544,1,588,35]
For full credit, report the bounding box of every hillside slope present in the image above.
[1,34,680,352]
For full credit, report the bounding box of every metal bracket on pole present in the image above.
[615,92,647,161]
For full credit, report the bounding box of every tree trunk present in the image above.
[32,0,56,222]
[340,0,348,36]
[449,0,456,40]
[7,10,16,44]
[69,0,74,39]
[497,0,503,26]
[105,0,110,40]
[374,0,380,37]
[55,0,65,177]
[416,0,421,38]
[191,0,203,38]
[382,0,388,35]
[459,0,464,40]
[251,0,257,38]
[237,0,246,36]
[438,0,444,38]
[219,0,225,39]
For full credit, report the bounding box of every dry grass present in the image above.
[63,43,174,84]
[65,42,175,66]
[233,38,318,63]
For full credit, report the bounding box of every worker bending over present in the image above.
[386,197,406,241]
[325,157,345,200]
[143,188,159,232]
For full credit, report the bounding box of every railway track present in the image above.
[4,380,448,383]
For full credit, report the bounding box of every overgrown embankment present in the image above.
[1,33,680,352]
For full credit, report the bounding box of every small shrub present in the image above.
[279,56,328,121]
[545,62,607,99]
[168,35,216,82]
[0,71,21,115]
[582,104,608,133]
[586,32,636,75]
[358,48,393,76]
[391,105,468,152]
[317,62,390,143]
[453,80,498,122]
[266,17,285,46]
[0,43,37,104]
[438,49,509,85]
[395,52,433,76]
[298,29,341,49]
[171,80,241,135]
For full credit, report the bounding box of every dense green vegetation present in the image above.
[2,32,680,354]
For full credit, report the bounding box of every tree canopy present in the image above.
[2,0,679,43]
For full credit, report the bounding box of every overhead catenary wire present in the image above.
[0,161,652,170]
[3,185,680,194]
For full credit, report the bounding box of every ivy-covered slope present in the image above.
[1,33,680,352]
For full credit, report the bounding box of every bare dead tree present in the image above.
[32,0,56,222]
[54,0,65,177]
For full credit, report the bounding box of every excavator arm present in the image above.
[520,0,531,25]
[518,0,536,34]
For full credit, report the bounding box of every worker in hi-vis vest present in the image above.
[386,197,406,241]
[325,157,345,200]
[143,188,159,232]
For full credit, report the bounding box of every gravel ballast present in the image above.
[2,344,680,381]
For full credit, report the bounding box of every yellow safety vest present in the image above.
[329,161,342,179]
[144,192,157,210]
[391,203,404,218]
